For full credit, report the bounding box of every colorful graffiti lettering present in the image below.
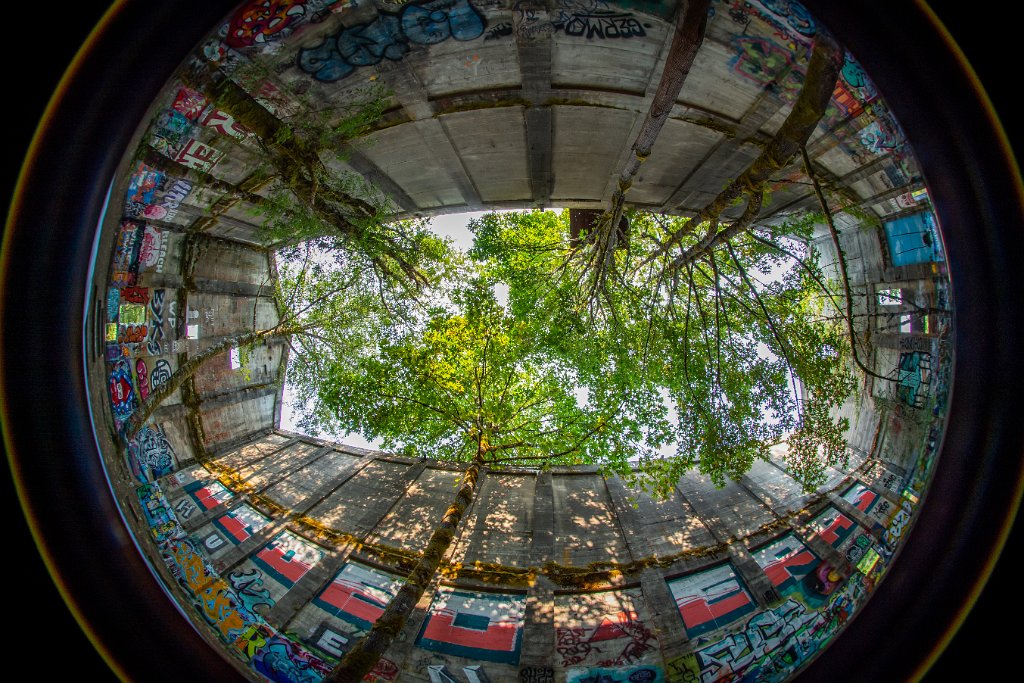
[229,568,276,612]
[808,507,858,550]
[314,561,404,629]
[136,482,181,541]
[665,654,700,683]
[252,531,325,588]
[226,0,309,48]
[164,538,256,642]
[108,358,138,423]
[172,87,208,119]
[692,597,828,682]
[149,358,173,394]
[121,286,149,304]
[667,563,757,638]
[135,359,151,401]
[416,588,526,664]
[106,288,120,322]
[751,534,820,596]
[148,289,166,344]
[566,665,663,683]
[124,164,194,222]
[173,138,224,172]
[840,481,878,516]
[201,107,252,140]
[128,423,176,482]
[297,0,486,82]
[185,479,234,510]
[250,630,333,683]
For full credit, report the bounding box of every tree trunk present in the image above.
[326,463,481,682]
[120,324,297,442]
[648,29,845,264]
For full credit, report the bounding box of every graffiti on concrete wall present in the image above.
[416,587,526,664]
[229,567,276,612]
[896,351,932,409]
[235,623,334,683]
[127,423,176,482]
[729,35,801,102]
[750,534,820,598]
[551,5,650,40]
[840,480,878,516]
[163,537,258,642]
[213,503,271,544]
[125,162,195,223]
[253,530,325,588]
[555,589,658,668]
[108,358,138,428]
[565,664,664,683]
[667,563,757,638]
[111,220,144,287]
[519,666,554,683]
[313,561,405,629]
[427,664,492,683]
[185,478,235,510]
[297,0,486,82]
[137,482,182,542]
[807,506,858,552]
[225,0,310,49]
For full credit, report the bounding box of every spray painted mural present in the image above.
[667,563,757,638]
[252,530,326,589]
[416,587,526,664]
[297,0,487,81]
[126,423,177,482]
[136,481,337,682]
[314,561,405,630]
[807,507,859,554]
[555,588,659,669]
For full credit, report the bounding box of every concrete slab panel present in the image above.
[454,473,535,568]
[441,107,531,202]
[359,122,469,209]
[550,21,667,95]
[307,459,419,535]
[552,473,630,565]
[551,106,635,200]
[677,472,775,540]
[628,118,724,205]
[367,466,464,548]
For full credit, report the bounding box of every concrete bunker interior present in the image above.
[74,1,967,681]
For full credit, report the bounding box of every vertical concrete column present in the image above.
[516,27,553,206]
[639,568,691,661]
[603,476,692,659]
[518,471,556,670]
[603,475,648,561]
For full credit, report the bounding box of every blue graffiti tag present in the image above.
[298,0,485,82]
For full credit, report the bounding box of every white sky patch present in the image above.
[429,211,491,250]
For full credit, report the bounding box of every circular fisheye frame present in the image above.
[3,2,1020,683]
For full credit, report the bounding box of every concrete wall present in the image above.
[90,1,959,681]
